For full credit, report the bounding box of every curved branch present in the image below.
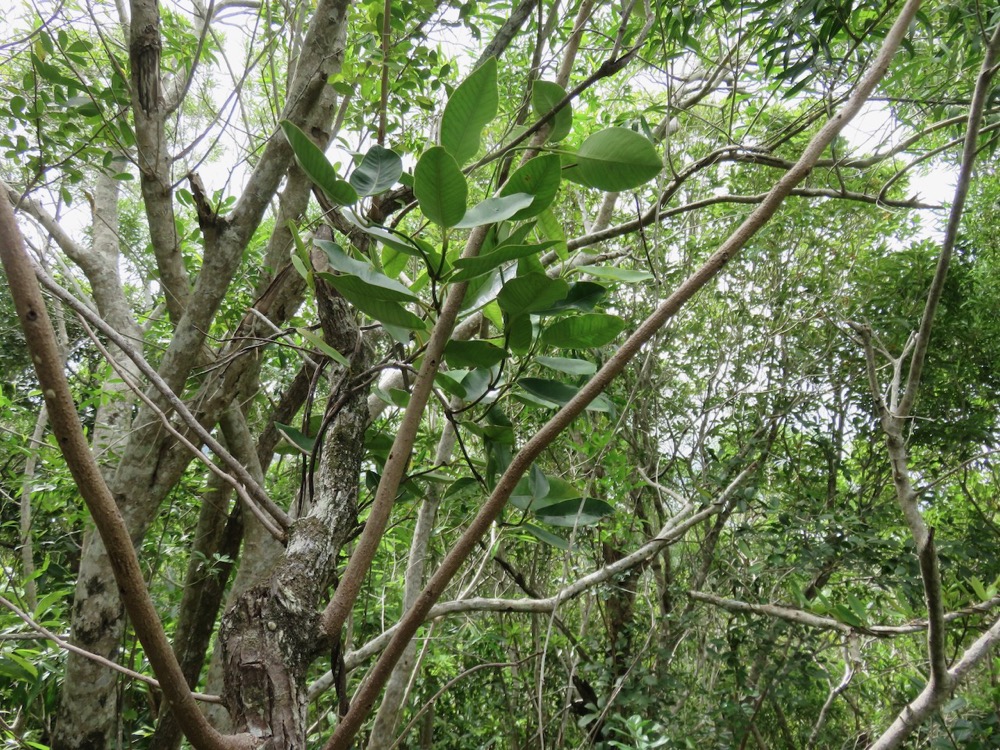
[0,176,253,750]
[0,595,224,705]
[321,4,923,745]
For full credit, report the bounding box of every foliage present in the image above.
[0,0,999,749]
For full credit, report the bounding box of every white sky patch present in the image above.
[843,101,956,240]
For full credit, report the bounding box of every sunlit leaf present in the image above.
[349,145,403,195]
[440,57,498,164]
[542,313,626,348]
[414,146,468,227]
[280,120,358,205]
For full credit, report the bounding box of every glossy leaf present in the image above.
[531,80,572,142]
[414,146,468,227]
[440,56,498,164]
[499,155,562,220]
[542,313,626,348]
[497,273,569,316]
[349,145,403,196]
[455,193,534,228]
[280,120,358,205]
[572,128,661,191]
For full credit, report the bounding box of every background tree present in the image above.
[2,0,1000,748]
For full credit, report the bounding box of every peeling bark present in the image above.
[221,292,370,748]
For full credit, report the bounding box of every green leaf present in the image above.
[295,327,350,367]
[535,355,597,376]
[455,193,534,228]
[831,603,865,628]
[969,577,989,601]
[280,120,358,205]
[499,155,562,220]
[535,208,567,259]
[518,377,613,412]
[414,146,468,227]
[542,313,625,348]
[580,266,655,283]
[435,370,468,399]
[444,339,506,368]
[275,422,315,454]
[538,281,606,314]
[323,280,425,330]
[531,80,573,142]
[523,523,570,550]
[342,210,423,257]
[497,272,569,316]
[572,128,661,191]
[349,145,403,196]
[451,241,558,282]
[440,57,498,164]
[534,497,614,527]
[315,240,416,301]
[506,314,535,355]
[444,476,482,502]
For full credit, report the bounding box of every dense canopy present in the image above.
[1,0,1000,748]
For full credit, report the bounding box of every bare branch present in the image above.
[0,173,253,750]
[0,595,223,705]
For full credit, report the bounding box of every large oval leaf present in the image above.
[455,193,534,229]
[280,120,358,205]
[497,273,569,316]
[440,57,498,165]
[535,355,597,376]
[315,240,416,300]
[451,240,559,282]
[534,497,614,527]
[542,313,625,348]
[444,339,506,368]
[518,377,613,412]
[414,146,468,228]
[499,155,562,220]
[349,145,402,196]
[334,289,425,330]
[574,128,661,191]
[531,80,572,143]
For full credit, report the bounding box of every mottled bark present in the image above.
[130,0,190,323]
[221,292,370,748]
[52,0,352,743]
[52,173,147,750]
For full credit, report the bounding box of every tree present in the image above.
[2,0,1000,748]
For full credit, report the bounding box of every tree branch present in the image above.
[321,3,922,745]
[0,177,253,750]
